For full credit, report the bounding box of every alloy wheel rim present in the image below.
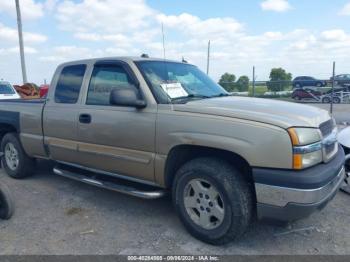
[4,142,19,171]
[183,178,225,230]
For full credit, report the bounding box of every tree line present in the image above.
[218,68,292,92]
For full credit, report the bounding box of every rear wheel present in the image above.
[333,97,341,103]
[172,157,254,245]
[1,133,35,179]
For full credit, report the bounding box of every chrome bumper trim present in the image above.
[255,166,345,207]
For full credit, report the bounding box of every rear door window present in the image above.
[54,64,86,104]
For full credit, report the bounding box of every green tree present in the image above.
[266,68,292,92]
[236,75,249,92]
[218,73,236,92]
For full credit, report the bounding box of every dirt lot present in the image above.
[0,160,349,255]
[0,103,349,255]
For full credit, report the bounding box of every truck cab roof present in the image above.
[57,56,190,68]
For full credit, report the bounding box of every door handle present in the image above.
[79,114,91,124]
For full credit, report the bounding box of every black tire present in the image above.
[0,182,14,219]
[322,97,331,103]
[172,157,254,245]
[333,97,341,103]
[1,133,35,179]
[294,95,301,101]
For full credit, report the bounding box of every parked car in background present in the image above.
[0,81,21,100]
[330,74,350,87]
[292,76,326,88]
[291,88,322,100]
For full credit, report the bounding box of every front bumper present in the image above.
[253,147,345,222]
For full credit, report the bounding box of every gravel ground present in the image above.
[0,103,349,255]
[0,160,349,255]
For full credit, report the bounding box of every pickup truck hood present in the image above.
[173,96,331,129]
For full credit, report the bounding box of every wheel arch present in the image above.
[0,123,18,145]
[164,144,253,189]
[0,111,20,144]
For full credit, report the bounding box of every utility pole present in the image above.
[252,66,256,97]
[330,61,335,114]
[206,40,210,75]
[15,0,27,84]
[161,23,166,60]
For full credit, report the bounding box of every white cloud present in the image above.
[0,46,38,55]
[56,0,155,33]
[0,23,47,44]
[1,0,350,84]
[0,0,44,20]
[321,29,348,41]
[339,2,350,15]
[44,0,59,12]
[260,0,292,12]
[39,45,96,62]
[157,13,243,39]
[74,32,131,47]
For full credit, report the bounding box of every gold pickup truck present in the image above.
[0,57,345,244]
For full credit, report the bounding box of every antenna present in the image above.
[206,40,210,75]
[161,22,166,59]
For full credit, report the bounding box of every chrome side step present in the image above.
[53,167,166,199]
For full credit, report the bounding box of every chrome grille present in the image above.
[319,119,338,162]
[319,119,333,137]
[325,143,336,155]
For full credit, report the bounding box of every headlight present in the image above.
[288,128,322,169]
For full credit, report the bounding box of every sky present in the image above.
[1,0,350,84]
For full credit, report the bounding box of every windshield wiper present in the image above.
[171,94,210,103]
[209,93,231,98]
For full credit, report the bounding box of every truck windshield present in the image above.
[136,61,228,104]
[0,83,15,94]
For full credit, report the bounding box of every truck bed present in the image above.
[0,98,46,158]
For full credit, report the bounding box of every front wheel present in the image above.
[1,133,35,179]
[172,158,254,245]
[322,97,331,103]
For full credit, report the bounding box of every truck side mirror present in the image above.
[109,85,146,109]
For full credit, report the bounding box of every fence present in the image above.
[218,64,350,115]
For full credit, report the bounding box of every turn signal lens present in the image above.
[293,154,303,169]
